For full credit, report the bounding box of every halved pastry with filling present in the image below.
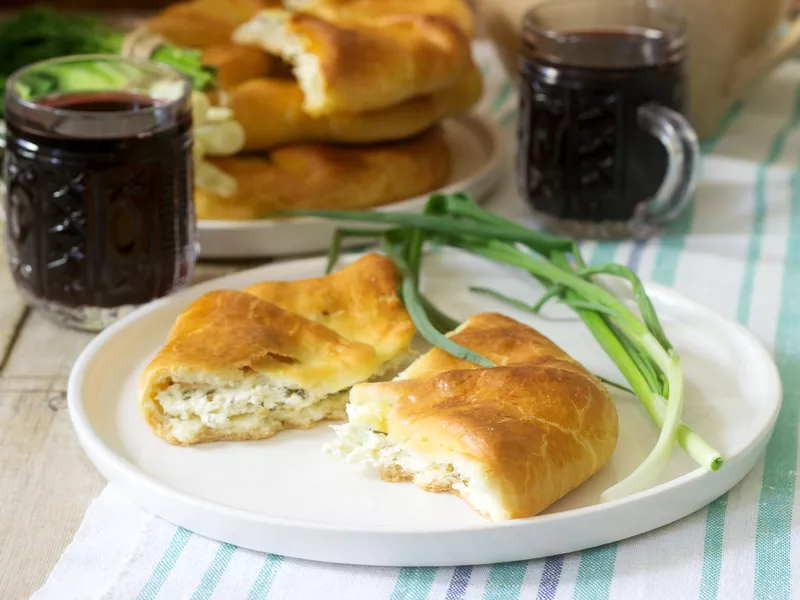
[140,255,416,445]
[327,312,619,520]
[226,64,482,151]
[233,10,472,115]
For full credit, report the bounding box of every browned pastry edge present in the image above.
[229,62,481,151]
[245,253,416,363]
[346,312,619,520]
[195,125,451,220]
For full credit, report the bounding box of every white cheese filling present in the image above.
[157,381,338,429]
[325,423,503,518]
[233,12,324,113]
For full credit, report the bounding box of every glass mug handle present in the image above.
[636,103,700,227]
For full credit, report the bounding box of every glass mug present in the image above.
[516,0,699,239]
[2,55,197,331]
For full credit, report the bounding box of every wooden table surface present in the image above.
[0,251,258,600]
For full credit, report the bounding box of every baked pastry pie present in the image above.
[139,254,416,445]
[234,10,472,114]
[194,126,451,220]
[327,313,619,520]
[227,65,481,151]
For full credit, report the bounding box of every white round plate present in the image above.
[68,250,781,567]
[195,114,505,259]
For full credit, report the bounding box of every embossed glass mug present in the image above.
[516,0,700,239]
[2,55,196,331]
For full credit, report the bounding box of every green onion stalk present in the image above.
[0,7,215,116]
[279,194,723,501]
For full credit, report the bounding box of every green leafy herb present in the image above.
[0,7,215,116]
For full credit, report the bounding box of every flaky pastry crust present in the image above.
[347,313,619,520]
[234,10,472,115]
[225,66,480,151]
[140,290,381,445]
[246,253,415,362]
[194,126,451,219]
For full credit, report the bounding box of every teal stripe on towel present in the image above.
[190,543,237,600]
[390,568,438,600]
[692,89,761,600]
[753,157,800,600]
[737,83,800,325]
[483,562,528,600]
[136,528,192,600]
[698,495,729,600]
[573,544,617,600]
[247,555,284,600]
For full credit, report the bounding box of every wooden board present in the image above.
[0,247,255,599]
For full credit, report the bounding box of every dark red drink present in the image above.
[2,55,196,330]
[517,1,698,239]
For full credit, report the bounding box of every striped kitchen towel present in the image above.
[33,42,800,600]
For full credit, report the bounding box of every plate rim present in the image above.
[67,252,783,539]
[195,112,505,231]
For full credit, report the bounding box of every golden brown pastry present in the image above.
[327,313,619,521]
[201,44,275,89]
[140,290,372,445]
[233,10,472,115]
[139,258,416,446]
[246,253,415,363]
[194,126,451,220]
[146,0,277,49]
[229,62,481,150]
[147,4,235,49]
[284,0,476,37]
[189,0,278,24]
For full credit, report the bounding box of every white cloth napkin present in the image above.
[32,42,800,599]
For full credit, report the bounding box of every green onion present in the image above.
[286,194,724,500]
[531,286,565,312]
[420,294,460,333]
[0,7,215,116]
[276,209,575,256]
[325,227,387,274]
[578,263,673,351]
[594,376,635,396]
[378,236,494,368]
[469,286,538,313]
[549,251,686,500]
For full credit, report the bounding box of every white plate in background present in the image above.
[196,114,505,259]
[68,250,781,566]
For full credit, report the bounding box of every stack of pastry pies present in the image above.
[145,0,482,220]
[139,255,619,521]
